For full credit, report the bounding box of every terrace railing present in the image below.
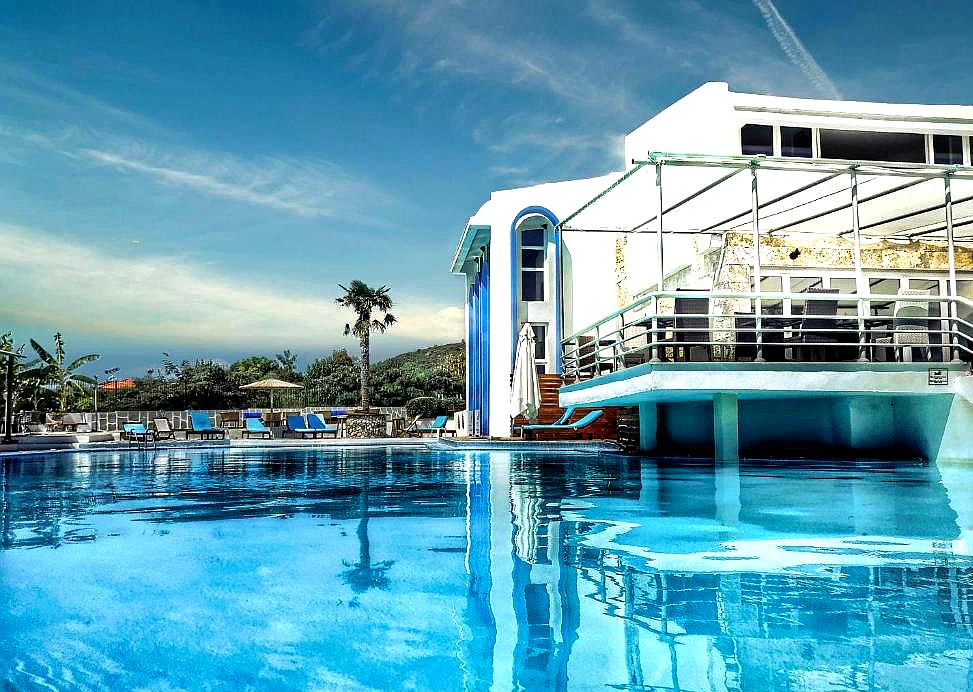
[562,290,973,380]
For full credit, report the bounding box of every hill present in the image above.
[376,342,465,379]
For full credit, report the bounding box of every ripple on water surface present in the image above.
[2,448,973,691]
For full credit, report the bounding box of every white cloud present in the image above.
[0,222,463,351]
[0,123,403,225]
[751,0,842,99]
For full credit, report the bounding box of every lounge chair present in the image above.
[242,417,273,439]
[414,415,451,437]
[285,415,319,439]
[521,410,604,440]
[513,407,576,435]
[187,411,226,440]
[152,417,177,440]
[307,414,339,438]
[122,423,155,445]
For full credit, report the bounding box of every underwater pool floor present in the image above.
[2,447,973,691]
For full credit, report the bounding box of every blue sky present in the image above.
[2,0,972,376]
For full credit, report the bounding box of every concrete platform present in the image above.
[559,361,973,462]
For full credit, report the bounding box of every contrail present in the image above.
[752,0,842,100]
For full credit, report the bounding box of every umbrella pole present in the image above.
[271,389,275,414]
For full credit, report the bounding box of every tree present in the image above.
[228,355,277,384]
[335,281,396,411]
[274,349,299,382]
[23,333,99,411]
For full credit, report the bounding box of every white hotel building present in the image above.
[451,83,973,461]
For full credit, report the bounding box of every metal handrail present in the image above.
[562,289,973,378]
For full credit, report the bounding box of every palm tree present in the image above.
[335,281,396,411]
[23,333,99,411]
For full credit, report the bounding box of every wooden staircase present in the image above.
[511,374,619,441]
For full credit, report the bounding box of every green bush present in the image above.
[405,396,463,419]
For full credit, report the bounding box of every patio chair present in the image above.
[218,410,242,428]
[307,413,339,438]
[874,289,934,362]
[61,412,88,431]
[521,410,604,440]
[187,411,226,440]
[242,417,273,439]
[285,415,320,438]
[513,406,576,435]
[798,289,844,361]
[401,415,423,437]
[673,294,711,362]
[152,417,177,440]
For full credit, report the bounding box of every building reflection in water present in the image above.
[467,453,973,691]
[5,450,973,690]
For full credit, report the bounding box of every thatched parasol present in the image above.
[239,377,303,413]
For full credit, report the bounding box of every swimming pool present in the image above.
[3,447,972,691]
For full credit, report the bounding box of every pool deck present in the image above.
[0,435,622,458]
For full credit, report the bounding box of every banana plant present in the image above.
[22,332,100,412]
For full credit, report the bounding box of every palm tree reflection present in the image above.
[341,473,394,593]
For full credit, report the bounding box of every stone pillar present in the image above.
[713,393,739,462]
[638,403,657,452]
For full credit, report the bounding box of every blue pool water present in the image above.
[3,448,973,691]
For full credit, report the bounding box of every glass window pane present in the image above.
[819,129,926,163]
[790,276,824,315]
[830,278,857,315]
[759,276,783,314]
[521,248,545,268]
[741,124,773,156]
[933,134,963,165]
[521,270,544,301]
[869,278,900,316]
[521,228,544,247]
[532,324,547,360]
[909,278,940,294]
[781,126,812,157]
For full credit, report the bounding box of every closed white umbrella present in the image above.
[510,323,541,424]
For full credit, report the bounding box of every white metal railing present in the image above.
[562,290,973,379]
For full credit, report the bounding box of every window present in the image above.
[741,124,773,156]
[829,277,857,316]
[532,324,547,374]
[780,126,812,158]
[933,134,964,165]
[759,276,784,314]
[520,227,545,302]
[819,129,926,163]
[869,278,900,317]
[789,276,824,315]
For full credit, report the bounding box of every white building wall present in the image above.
[457,82,973,437]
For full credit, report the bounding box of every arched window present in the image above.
[520,226,546,302]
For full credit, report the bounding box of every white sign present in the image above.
[928,368,949,386]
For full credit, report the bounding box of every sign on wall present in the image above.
[928,368,949,386]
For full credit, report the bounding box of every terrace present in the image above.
[556,152,973,459]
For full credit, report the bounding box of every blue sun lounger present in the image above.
[520,409,604,440]
[187,411,226,440]
[122,423,155,444]
[307,414,339,438]
[242,417,273,439]
[513,406,576,435]
[413,415,451,437]
[286,415,320,439]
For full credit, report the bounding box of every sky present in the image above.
[2,0,973,377]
